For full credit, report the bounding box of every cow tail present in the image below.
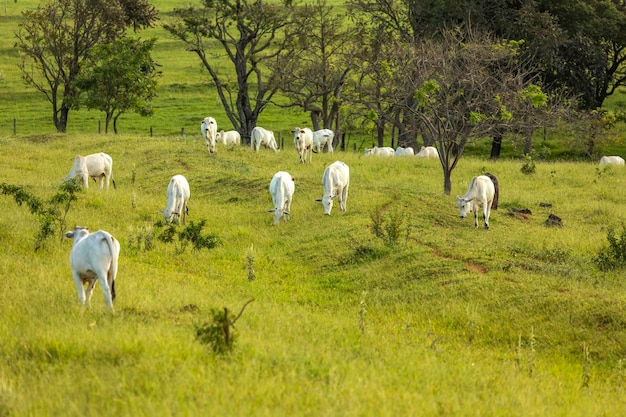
[112,177,117,190]
[485,173,499,210]
[104,234,118,302]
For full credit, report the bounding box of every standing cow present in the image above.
[64,152,116,190]
[312,129,334,153]
[201,117,218,154]
[216,130,241,146]
[268,171,295,225]
[251,126,279,152]
[416,146,439,159]
[65,226,120,312]
[292,127,313,163]
[599,155,625,166]
[317,161,350,215]
[161,175,191,225]
[456,174,498,229]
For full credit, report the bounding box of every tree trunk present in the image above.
[56,105,70,133]
[523,128,534,156]
[490,133,503,159]
[443,167,452,195]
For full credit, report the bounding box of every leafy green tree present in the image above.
[14,0,158,133]
[74,38,160,134]
[164,0,297,144]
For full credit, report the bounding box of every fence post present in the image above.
[150,127,153,137]
[13,118,16,135]
[181,127,185,137]
[98,120,101,134]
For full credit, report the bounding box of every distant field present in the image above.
[1,0,626,158]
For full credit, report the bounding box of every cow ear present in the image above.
[65,231,74,239]
[268,209,276,212]
[315,198,322,202]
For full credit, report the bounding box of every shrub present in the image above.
[370,205,411,247]
[594,225,626,271]
[154,219,221,253]
[520,154,536,175]
[195,299,254,355]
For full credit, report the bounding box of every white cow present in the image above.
[201,116,218,154]
[316,161,350,215]
[456,175,498,229]
[599,155,625,165]
[64,152,116,190]
[292,127,314,163]
[216,130,241,145]
[312,129,334,153]
[395,146,415,156]
[161,175,191,225]
[65,226,120,312]
[364,146,395,157]
[268,171,295,225]
[416,146,439,159]
[251,126,279,152]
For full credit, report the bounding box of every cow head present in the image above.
[456,197,474,218]
[65,226,90,244]
[268,208,290,225]
[316,195,335,215]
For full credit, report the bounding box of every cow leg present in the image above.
[484,207,490,230]
[73,273,87,306]
[97,272,114,312]
[84,279,97,306]
[473,211,479,228]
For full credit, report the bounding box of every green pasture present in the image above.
[1,131,626,416]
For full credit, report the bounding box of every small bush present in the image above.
[370,205,411,247]
[520,154,536,175]
[594,225,626,271]
[154,219,221,253]
[195,300,254,355]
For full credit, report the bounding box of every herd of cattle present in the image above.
[59,116,625,312]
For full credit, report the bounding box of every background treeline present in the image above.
[2,0,626,160]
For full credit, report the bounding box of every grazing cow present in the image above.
[64,152,116,190]
[395,146,415,156]
[251,126,279,152]
[599,155,625,166]
[456,175,498,229]
[316,161,350,215]
[216,130,241,146]
[161,175,190,225]
[364,146,395,157]
[201,117,218,154]
[268,171,295,225]
[416,146,439,159]
[65,226,120,312]
[292,127,314,163]
[312,129,334,153]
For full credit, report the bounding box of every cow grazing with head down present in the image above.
[415,146,439,159]
[364,146,395,157]
[599,155,625,166]
[251,126,279,152]
[292,127,314,163]
[216,130,241,146]
[312,129,334,153]
[161,175,190,225]
[268,171,295,225]
[317,161,350,215]
[201,116,218,154]
[65,226,120,312]
[64,152,116,190]
[395,146,415,156]
[456,174,499,229]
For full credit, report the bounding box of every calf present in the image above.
[251,126,279,152]
[65,226,120,312]
[312,129,334,153]
[316,161,350,215]
[416,146,439,159]
[268,171,295,225]
[216,130,241,145]
[161,175,191,225]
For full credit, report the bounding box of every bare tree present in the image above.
[271,0,356,140]
[14,0,157,133]
[164,0,297,144]
[397,28,550,194]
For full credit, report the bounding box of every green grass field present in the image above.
[2,1,626,415]
[1,131,626,416]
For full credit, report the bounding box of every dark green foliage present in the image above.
[154,219,221,253]
[194,300,254,355]
[594,225,626,271]
[1,180,80,250]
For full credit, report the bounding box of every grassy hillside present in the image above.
[1,132,626,415]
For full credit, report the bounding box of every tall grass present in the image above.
[1,131,626,415]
